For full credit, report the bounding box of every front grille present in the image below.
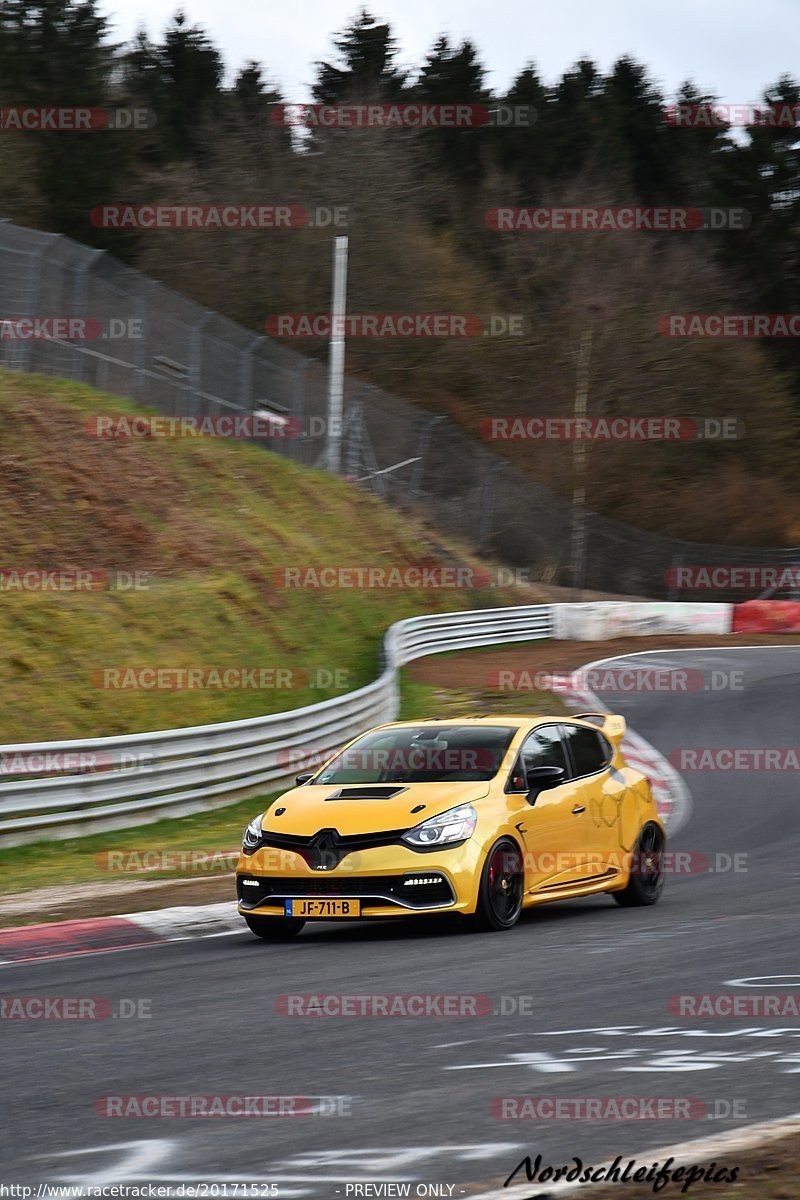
[252,826,407,869]
[261,828,405,851]
[237,872,455,910]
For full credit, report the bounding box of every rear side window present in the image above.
[562,725,612,778]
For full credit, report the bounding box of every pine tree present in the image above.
[0,0,135,240]
[493,64,550,197]
[124,11,224,161]
[413,36,492,186]
[715,76,800,393]
[313,10,407,103]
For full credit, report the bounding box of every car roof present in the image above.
[376,716,588,729]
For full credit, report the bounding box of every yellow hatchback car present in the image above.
[235,714,666,938]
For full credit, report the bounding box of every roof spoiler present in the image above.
[575,712,627,744]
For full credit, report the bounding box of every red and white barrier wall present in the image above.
[552,599,800,639]
[731,600,800,633]
[553,601,733,640]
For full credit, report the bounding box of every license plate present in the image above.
[286,898,361,918]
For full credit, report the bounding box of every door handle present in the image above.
[571,805,586,814]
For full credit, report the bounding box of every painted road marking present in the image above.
[44,1140,520,1192]
[443,1025,800,1074]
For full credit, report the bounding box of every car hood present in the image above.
[262,781,490,837]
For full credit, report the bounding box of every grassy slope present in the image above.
[0,370,540,742]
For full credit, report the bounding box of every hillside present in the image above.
[0,370,538,743]
[3,9,800,544]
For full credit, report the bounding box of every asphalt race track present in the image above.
[3,647,799,1196]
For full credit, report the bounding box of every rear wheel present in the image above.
[612,822,665,907]
[473,838,524,931]
[243,913,305,940]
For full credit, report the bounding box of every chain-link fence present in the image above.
[1,216,798,601]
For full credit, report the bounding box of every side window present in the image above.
[508,725,567,791]
[562,725,612,778]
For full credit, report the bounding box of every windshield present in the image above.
[313,724,517,785]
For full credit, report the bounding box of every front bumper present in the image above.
[235,840,483,919]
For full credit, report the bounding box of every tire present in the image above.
[473,838,524,931]
[612,822,665,907]
[243,913,305,940]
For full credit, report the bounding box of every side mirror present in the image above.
[295,772,314,786]
[525,765,565,805]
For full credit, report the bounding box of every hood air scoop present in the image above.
[324,785,409,801]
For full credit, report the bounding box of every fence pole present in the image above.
[133,282,152,404]
[190,311,214,418]
[479,460,506,552]
[71,248,105,384]
[292,358,313,461]
[241,334,264,411]
[326,235,348,473]
[344,386,373,477]
[408,414,444,506]
[571,326,593,597]
[21,233,62,372]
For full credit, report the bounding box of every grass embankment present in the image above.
[0,370,540,741]
[0,371,559,892]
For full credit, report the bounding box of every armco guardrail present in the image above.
[0,604,554,845]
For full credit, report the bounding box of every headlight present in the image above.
[242,813,263,853]
[402,804,477,848]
